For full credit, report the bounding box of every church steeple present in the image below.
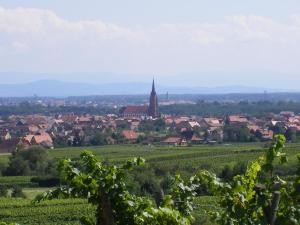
[151,78,156,93]
[149,79,159,118]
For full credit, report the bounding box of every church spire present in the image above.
[152,78,156,93]
[149,78,159,118]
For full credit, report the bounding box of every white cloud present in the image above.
[0,6,299,80]
[0,6,143,50]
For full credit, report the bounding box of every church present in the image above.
[119,80,159,118]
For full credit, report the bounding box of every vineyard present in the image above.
[47,143,300,179]
[0,142,298,225]
[0,198,95,225]
[50,143,299,166]
[0,196,219,225]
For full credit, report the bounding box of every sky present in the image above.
[0,1,300,89]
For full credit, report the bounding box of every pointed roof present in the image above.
[151,78,156,94]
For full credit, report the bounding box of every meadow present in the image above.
[0,142,299,225]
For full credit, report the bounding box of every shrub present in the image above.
[4,146,56,176]
[0,186,8,197]
[11,186,26,198]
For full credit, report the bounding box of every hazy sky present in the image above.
[1,1,300,89]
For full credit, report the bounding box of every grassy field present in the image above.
[0,142,299,225]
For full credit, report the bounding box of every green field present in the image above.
[0,195,216,225]
[0,198,95,225]
[0,143,299,225]
[48,143,300,174]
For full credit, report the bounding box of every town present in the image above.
[1,1,300,224]
[0,81,299,153]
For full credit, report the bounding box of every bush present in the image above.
[4,146,56,176]
[11,186,26,198]
[0,161,8,176]
[0,186,8,197]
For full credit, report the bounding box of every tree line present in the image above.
[160,100,300,116]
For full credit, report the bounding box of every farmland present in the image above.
[0,195,219,225]
[48,143,300,175]
[0,198,95,225]
[0,143,299,225]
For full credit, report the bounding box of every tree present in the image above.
[35,151,195,225]
[91,132,107,146]
[11,186,26,198]
[5,146,55,176]
[0,186,8,197]
[270,124,286,135]
[138,119,166,132]
[223,125,251,142]
[196,135,300,225]
[285,128,297,142]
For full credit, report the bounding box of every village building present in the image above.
[120,79,159,118]
[199,117,223,128]
[119,105,149,118]
[0,129,11,141]
[227,115,249,126]
[22,132,54,149]
[121,130,138,143]
[190,134,204,145]
[160,137,187,146]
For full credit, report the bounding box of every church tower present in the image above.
[148,79,159,118]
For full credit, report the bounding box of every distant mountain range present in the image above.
[0,80,289,97]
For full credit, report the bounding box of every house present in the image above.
[61,114,79,124]
[200,118,223,128]
[190,134,204,144]
[130,121,140,131]
[260,129,274,141]
[188,121,200,129]
[25,115,48,126]
[280,111,295,119]
[121,130,138,143]
[16,119,27,126]
[22,132,54,149]
[28,125,40,134]
[164,117,174,125]
[0,129,11,141]
[78,116,93,124]
[227,115,249,125]
[176,121,200,131]
[174,117,189,125]
[160,137,187,146]
[207,127,224,142]
[23,135,34,144]
[248,125,260,133]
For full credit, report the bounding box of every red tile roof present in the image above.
[33,132,53,144]
[121,106,148,114]
[121,130,138,140]
[161,137,182,143]
[191,135,203,141]
[228,116,248,123]
[24,135,34,143]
